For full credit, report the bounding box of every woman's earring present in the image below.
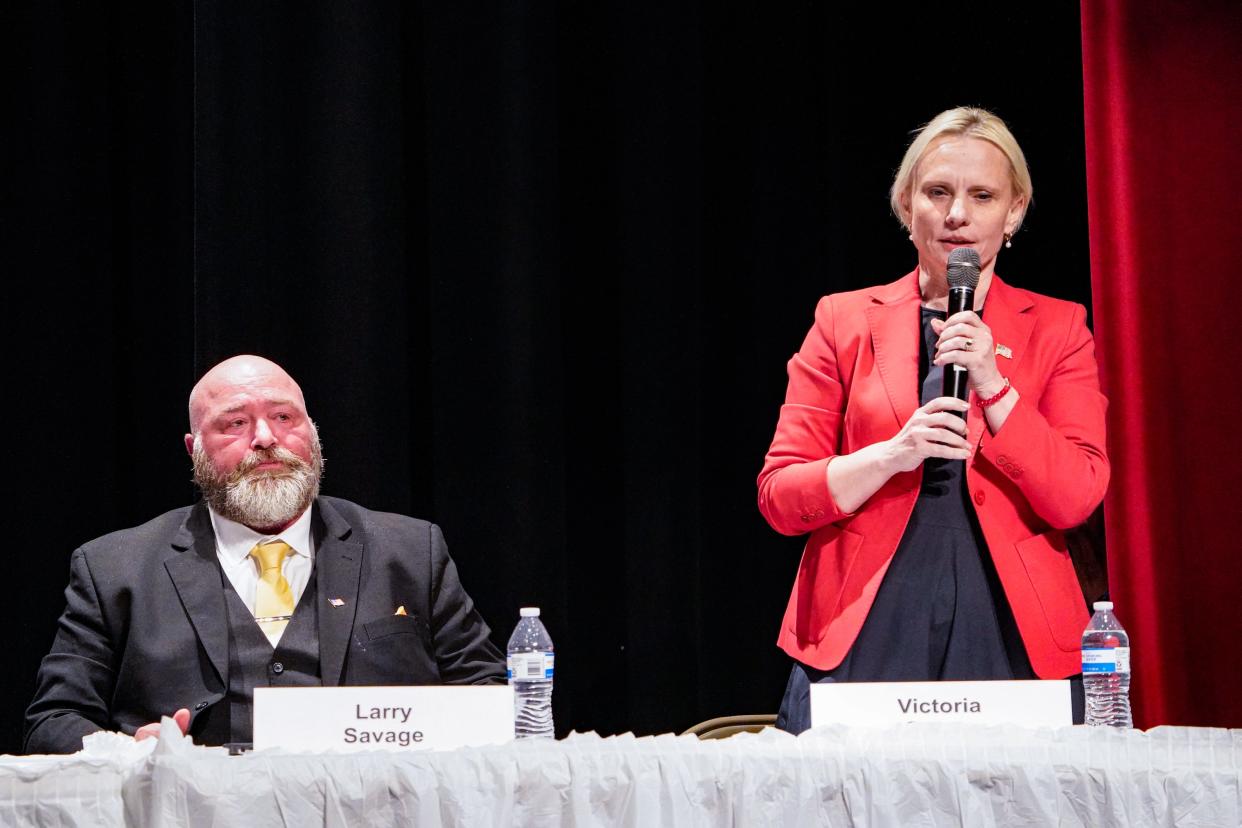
[1003,232,1013,249]
[908,233,914,242]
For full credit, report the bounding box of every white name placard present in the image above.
[253,685,514,753]
[810,680,1071,728]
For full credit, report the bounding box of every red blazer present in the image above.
[757,270,1109,679]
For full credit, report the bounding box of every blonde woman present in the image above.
[758,107,1108,731]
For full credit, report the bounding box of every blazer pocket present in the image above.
[352,614,435,685]
[1014,530,1088,652]
[363,614,431,648]
[791,525,865,645]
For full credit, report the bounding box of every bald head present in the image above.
[184,355,320,530]
[187,355,307,434]
[185,355,322,530]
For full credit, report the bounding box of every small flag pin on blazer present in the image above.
[996,344,1012,359]
[328,598,345,607]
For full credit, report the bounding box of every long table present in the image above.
[1,722,1238,826]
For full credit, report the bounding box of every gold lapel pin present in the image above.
[996,344,1013,359]
[394,605,408,616]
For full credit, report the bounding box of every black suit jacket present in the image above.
[24,496,506,754]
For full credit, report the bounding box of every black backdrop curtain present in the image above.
[7,2,1091,753]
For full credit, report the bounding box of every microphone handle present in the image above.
[942,285,975,416]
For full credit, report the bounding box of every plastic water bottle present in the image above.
[1081,600,1132,728]
[507,607,554,739]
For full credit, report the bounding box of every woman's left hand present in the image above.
[931,311,1005,395]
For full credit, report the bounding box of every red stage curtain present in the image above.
[1081,0,1242,728]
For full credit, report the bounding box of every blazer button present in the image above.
[271,662,285,675]
[997,454,1009,465]
[194,701,208,711]
[800,514,810,523]
[974,491,985,506]
[814,509,825,519]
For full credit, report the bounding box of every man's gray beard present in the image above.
[191,429,324,531]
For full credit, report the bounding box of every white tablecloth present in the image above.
[2,722,1238,826]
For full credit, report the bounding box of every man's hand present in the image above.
[134,708,191,742]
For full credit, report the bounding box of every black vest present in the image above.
[201,566,324,744]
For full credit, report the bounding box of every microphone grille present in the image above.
[946,247,981,289]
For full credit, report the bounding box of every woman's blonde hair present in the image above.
[889,106,1033,231]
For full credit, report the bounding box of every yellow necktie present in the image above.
[250,540,294,641]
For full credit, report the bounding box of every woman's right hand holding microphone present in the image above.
[826,396,971,514]
[881,397,971,474]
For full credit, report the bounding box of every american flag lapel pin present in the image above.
[995,344,1012,359]
[328,598,345,607]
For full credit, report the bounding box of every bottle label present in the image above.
[507,652,554,681]
[1082,647,1130,673]
[1114,647,1130,674]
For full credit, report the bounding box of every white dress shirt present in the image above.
[208,506,316,646]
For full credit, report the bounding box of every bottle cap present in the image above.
[520,607,541,617]
[1093,600,1114,611]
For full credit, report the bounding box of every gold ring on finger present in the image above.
[964,338,975,351]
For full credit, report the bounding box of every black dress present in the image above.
[776,306,1072,734]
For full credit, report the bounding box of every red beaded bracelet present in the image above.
[978,377,1012,408]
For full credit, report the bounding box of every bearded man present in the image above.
[24,356,505,754]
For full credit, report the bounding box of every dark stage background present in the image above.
[8,3,1092,753]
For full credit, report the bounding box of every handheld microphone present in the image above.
[943,247,981,413]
